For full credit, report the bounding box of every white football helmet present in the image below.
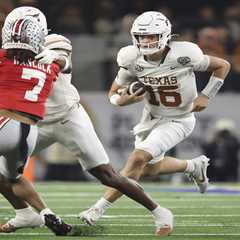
[2,18,45,54]
[131,11,172,55]
[3,6,48,36]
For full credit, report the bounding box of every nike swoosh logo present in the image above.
[60,120,69,124]
[171,120,181,123]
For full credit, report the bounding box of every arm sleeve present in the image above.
[193,55,210,72]
[181,42,209,71]
[114,67,134,86]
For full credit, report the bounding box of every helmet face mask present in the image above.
[135,34,159,54]
[131,11,172,55]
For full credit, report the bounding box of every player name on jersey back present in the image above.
[13,59,52,74]
[0,50,60,119]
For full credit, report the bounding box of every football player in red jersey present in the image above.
[0,17,73,235]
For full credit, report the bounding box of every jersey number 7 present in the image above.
[22,68,47,102]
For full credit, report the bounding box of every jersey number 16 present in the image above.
[146,85,182,107]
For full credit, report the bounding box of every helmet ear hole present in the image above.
[134,35,140,41]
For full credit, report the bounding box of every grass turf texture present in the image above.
[0,182,240,240]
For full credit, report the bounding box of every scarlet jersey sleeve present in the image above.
[50,63,60,81]
[0,52,60,119]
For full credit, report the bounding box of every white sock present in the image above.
[39,208,55,224]
[40,208,54,218]
[151,205,162,218]
[15,206,35,217]
[185,160,195,173]
[94,198,112,212]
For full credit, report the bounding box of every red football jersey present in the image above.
[0,49,60,119]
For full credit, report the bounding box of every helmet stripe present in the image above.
[12,18,25,41]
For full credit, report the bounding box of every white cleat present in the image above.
[79,207,103,225]
[0,211,44,232]
[154,207,174,237]
[188,155,210,194]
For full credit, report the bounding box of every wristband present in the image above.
[109,94,121,105]
[201,76,224,99]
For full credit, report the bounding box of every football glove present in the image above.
[35,47,60,64]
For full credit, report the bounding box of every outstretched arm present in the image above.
[192,55,231,112]
[35,48,72,73]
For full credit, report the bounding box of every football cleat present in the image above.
[188,155,210,194]
[79,207,103,225]
[0,211,44,232]
[154,207,174,236]
[44,214,72,236]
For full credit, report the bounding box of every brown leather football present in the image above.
[127,81,146,96]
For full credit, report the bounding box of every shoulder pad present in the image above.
[172,41,204,66]
[117,45,140,68]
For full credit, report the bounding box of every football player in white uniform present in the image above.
[0,8,181,237]
[79,11,231,229]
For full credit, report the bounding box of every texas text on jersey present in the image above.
[116,41,210,118]
[0,49,60,120]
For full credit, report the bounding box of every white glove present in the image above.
[35,47,60,64]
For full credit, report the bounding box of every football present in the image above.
[127,81,146,96]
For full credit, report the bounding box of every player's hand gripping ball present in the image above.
[127,81,146,96]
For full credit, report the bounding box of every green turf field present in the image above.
[1,182,240,240]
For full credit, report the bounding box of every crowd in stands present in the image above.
[1,0,240,92]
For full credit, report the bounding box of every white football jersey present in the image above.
[41,72,80,122]
[116,41,210,118]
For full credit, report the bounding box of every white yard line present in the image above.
[1,198,239,203]
[74,223,240,227]
[100,214,240,218]
[1,214,240,218]
[0,233,240,236]
[1,192,239,197]
[1,206,240,209]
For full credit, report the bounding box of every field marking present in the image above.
[1,192,240,197]
[1,233,240,236]
[1,198,240,203]
[1,206,240,209]
[74,223,240,227]
[1,214,240,218]
[101,214,240,218]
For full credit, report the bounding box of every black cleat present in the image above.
[44,214,72,236]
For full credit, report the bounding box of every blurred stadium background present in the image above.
[1,0,240,183]
[1,1,240,239]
